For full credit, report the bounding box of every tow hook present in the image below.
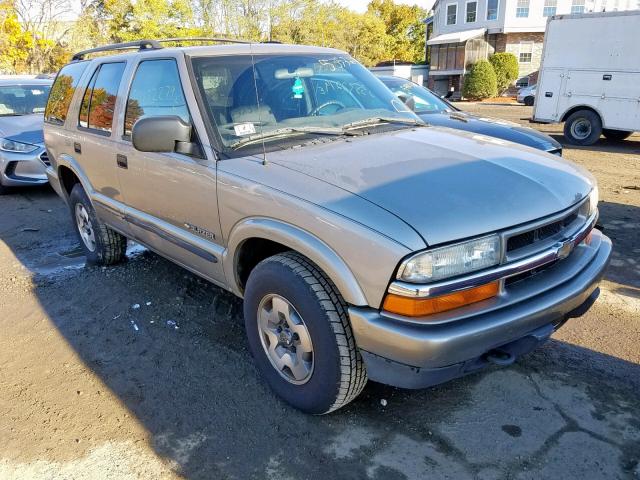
[485,349,516,366]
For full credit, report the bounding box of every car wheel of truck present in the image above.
[603,129,632,141]
[69,184,127,265]
[524,96,534,106]
[564,110,602,145]
[244,251,367,414]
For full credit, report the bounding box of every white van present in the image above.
[533,11,640,145]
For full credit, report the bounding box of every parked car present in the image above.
[379,76,562,155]
[45,40,610,414]
[517,84,536,106]
[534,11,639,145]
[0,78,52,194]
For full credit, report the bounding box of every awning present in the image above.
[426,28,486,45]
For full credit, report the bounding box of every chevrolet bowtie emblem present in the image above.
[556,240,574,260]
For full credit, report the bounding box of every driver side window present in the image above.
[124,59,191,138]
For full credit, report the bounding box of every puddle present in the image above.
[24,242,149,278]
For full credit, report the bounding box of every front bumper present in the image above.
[0,146,49,187]
[349,229,611,388]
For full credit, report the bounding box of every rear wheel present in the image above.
[244,251,367,414]
[603,129,632,141]
[564,109,602,146]
[69,184,127,265]
[524,96,534,107]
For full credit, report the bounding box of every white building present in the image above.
[425,0,640,96]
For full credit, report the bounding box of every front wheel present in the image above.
[603,129,632,141]
[243,252,367,414]
[524,96,534,107]
[69,184,127,265]
[564,109,602,146]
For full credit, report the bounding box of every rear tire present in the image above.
[602,129,632,141]
[524,96,534,107]
[69,184,127,265]
[564,109,602,146]
[243,251,367,414]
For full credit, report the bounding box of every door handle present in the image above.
[73,142,81,153]
[116,154,128,169]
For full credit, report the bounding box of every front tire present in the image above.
[564,109,602,146]
[244,252,367,414]
[524,96,534,107]
[603,129,632,141]
[69,184,127,265]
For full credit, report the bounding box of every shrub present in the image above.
[489,52,519,93]
[462,60,497,100]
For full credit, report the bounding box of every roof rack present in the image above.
[71,37,252,61]
[72,40,162,61]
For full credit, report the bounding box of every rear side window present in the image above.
[78,62,126,135]
[124,59,190,137]
[44,62,89,125]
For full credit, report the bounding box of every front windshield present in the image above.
[383,79,454,114]
[0,84,51,116]
[191,54,421,154]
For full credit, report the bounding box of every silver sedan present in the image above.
[0,78,52,194]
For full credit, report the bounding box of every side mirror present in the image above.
[132,116,192,153]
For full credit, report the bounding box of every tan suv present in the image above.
[45,39,611,414]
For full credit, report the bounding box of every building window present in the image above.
[570,0,585,12]
[518,42,533,63]
[543,0,557,16]
[486,0,499,19]
[466,1,477,21]
[516,0,529,17]
[446,3,457,24]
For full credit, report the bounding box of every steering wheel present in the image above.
[310,100,346,116]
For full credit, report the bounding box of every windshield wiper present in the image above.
[231,126,359,150]
[342,116,424,130]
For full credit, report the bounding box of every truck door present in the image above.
[114,57,226,285]
[534,68,566,122]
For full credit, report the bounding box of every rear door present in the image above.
[71,61,130,233]
[114,56,225,284]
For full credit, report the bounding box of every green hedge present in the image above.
[462,60,497,100]
[489,53,519,93]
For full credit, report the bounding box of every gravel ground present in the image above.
[0,104,638,479]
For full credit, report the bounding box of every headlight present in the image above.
[0,138,39,153]
[397,234,501,283]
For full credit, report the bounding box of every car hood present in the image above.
[0,114,44,145]
[267,126,593,246]
[419,111,560,152]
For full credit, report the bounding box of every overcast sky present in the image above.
[337,0,435,12]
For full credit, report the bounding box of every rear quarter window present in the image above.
[44,62,89,125]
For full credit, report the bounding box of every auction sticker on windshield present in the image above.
[234,123,256,136]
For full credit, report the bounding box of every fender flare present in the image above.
[223,217,369,306]
[56,153,94,201]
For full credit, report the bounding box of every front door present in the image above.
[114,57,225,284]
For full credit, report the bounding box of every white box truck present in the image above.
[533,11,640,145]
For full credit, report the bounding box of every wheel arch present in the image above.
[56,154,93,202]
[561,105,603,123]
[224,217,369,307]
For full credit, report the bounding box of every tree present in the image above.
[0,0,33,73]
[462,60,497,100]
[489,52,518,94]
[367,0,427,64]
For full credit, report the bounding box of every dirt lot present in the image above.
[0,104,639,480]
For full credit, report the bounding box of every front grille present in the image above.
[507,211,579,253]
[39,151,50,166]
[505,259,559,286]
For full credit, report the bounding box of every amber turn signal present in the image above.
[383,281,500,317]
